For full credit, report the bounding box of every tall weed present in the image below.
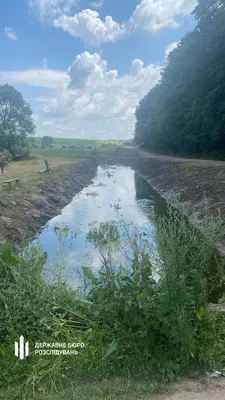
[0,207,225,396]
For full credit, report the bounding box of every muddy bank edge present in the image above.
[107,147,225,254]
[0,158,98,248]
[2,147,225,253]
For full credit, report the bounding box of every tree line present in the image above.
[134,0,225,158]
[0,84,35,159]
[0,84,56,160]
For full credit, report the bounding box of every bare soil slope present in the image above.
[154,378,225,400]
[2,147,225,252]
[114,147,225,255]
[0,158,98,247]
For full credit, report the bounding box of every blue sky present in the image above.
[0,0,197,139]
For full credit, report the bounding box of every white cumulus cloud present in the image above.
[165,41,179,58]
[4,27,17,41]
[28,0,78,22]
[0,69,68,89]
[29,0,197,47]
[53,9,125,47]
[0,49,171,138]
[42,51,162,123]
[130,59,144,76]
[90,0,104,9]
[129,0,197,33]
[68,51,110,89]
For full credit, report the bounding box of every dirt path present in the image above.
[124,146,225,166]
[153,378,225,400]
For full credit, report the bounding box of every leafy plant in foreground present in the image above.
[0,207,225,396]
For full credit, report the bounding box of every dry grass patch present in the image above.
[0,157,81,193]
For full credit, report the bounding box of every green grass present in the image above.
[178,164,197,177]
[215,172,225,181]
[35,137,99,146]
[30,146,118,159]
[30,138,122,159]
[54,138,121,146]
[0,378,164,400]
[0,137,123,193]
[34,137,122,147]
[1,208,225,398]
[0,158,79,193]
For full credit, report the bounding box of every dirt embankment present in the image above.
[2,147,225,250]
[0,158,98,248]
[154,377,225,400]
[106,147,225,254]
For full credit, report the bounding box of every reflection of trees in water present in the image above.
[134,172,168,218]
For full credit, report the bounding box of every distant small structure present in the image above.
[39,158,51,175]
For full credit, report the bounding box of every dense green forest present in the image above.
[134,0,225,157]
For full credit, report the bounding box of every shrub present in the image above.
[41,136,54,148]
[0,207,225,396]
[14,146,30,160]
[2,150,13,162]
[90,148,98,155]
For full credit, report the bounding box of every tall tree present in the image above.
[41,136,54,148]
[134,0,225,157]
[0,84,35,155]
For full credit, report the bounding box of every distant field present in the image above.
[34,137,122,147]
[31,137,122,158]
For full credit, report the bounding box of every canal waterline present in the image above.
[33,165,168,288]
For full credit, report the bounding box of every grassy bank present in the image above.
[0,378,164,400]
[0,207,225,399]
[0,158,80,194]
[0,139,121,194]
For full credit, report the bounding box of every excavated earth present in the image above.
[109,147,225,255]
[2,147,225,253]
[1,150,225,398]
[0,158,98,248]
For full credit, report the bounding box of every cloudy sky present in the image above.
[0,0,197,139]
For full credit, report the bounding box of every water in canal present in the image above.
[34,165,168,289]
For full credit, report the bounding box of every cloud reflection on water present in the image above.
[35,165,167,288]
